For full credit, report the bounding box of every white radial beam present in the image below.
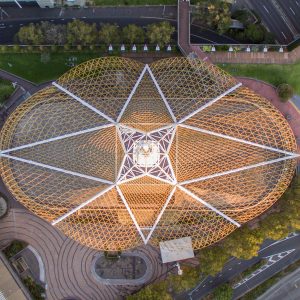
[167,125,177,153]
[116,65,148,122]
[147,124,175,135]
[116,154,128,182]
[0,124,114,154]
[179,123,298,156]
[0,153,114,185]
[165,155,177,183]
[116,186,146,243]
[178,185,241,227]
[146,65,177,122]
[52,82,116,124]
[146,173,176,185]
[117,173,147,185]
[180,154,299,185]
[145,186,176,244]
[52,184,115,225]
[178,82,242,123]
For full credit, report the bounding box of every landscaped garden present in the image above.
[0,78,14,105]
[219,62,300,94]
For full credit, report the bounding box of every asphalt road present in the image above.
[177,234,300,300]
[276,0,300,35]
[0,6,238,44]
[243,0,296,44]
[257,266,300,300]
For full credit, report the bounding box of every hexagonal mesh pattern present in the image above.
[0,57,297,251]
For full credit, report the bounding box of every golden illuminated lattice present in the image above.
[0,57,298,251]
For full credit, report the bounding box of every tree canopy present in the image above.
[122,24,145,44]
[277,83,294,102]
[99,23,121,45]
[195,0,232,34]
[146,21,175,46]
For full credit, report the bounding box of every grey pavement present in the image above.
[257,266,300,300]
[292,95,300,109]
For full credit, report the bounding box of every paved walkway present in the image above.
[0,205,169,300]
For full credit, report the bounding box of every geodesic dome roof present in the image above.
[0,57,298,251]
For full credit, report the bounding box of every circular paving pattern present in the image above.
[0,57,298,251]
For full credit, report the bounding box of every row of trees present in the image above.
[128,175,300,299]
[16,20,175,47]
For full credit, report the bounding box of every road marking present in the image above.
[282,31,287,39]
[263,5,270,13]
[233,249,296,289]
[229,268,232,271]
[290,7,296,15]
[296,1,300,7]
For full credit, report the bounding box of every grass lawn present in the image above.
[0,78,14,105]
[0,52,101,84]
[93,0,176,5]
[219,62,300,94]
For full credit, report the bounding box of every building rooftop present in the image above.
[0,57,297,251]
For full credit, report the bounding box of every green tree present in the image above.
[67,19,97,45]
[122,24,145,44]
[17,23,44,45]
[168,266,201,293]
[212,283,233,300]
[198,246,230,275]
[245,24,265,43]
[127,280,171,300]
[99,23,121,45]
[195,0,232,34]
[40,21,67,45]
[277,83,294,102]
[146,21,175,46]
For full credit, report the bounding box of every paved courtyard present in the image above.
[0,190,169,300]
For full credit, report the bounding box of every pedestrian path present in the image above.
[0,206,168,300]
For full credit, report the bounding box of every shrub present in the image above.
[277,83,294,102]
[3,241,26,259]
[12,45,20,52]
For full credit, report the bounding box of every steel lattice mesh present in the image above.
[0,57,297,251]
